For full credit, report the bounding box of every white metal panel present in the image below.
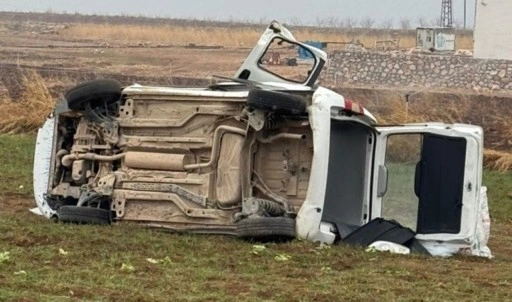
[372,124,483,245]
[474,0,512,60]
[33,117,57,218]
[295,87,375,244]
[234,21,327,87]
[416,28,435,51]
[435,32,456,52]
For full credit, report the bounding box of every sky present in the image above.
[0,0,477,28]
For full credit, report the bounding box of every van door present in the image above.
[372,124,483,244]
[233,21,327,87]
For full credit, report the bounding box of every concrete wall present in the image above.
[474,0,512,60]
[323,51,512,93]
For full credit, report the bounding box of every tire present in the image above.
[57,206,111,225]
[236,217,296,241]
[64,79,122,111]
[247,89,307,115]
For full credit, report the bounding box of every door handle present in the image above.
[466,181,472,192]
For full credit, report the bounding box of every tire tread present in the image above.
[58,206,111,225]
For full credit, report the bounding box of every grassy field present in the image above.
[1,135,512,301]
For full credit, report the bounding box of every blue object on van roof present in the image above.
[298,41,326,59]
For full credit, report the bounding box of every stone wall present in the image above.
[323,51,512,94]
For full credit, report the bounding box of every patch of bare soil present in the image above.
[0,195,35,215]
[0,27,250,89]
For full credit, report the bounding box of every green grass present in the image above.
[0,135,512,301]
[484,171,512,221]
[2,212,512,301]
[0,134,35,196]
[381,163,420,230]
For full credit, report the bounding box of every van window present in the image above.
[381,134,422,230]
[258,37,316,83]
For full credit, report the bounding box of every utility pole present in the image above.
[441,0,454,28]
[464,0,467,29]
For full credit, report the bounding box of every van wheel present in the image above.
[65,79,122,111]
[247,89,307,115]
[57,206,111,225]
[236,217,296,241]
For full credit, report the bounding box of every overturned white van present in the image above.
[34,21,491,257]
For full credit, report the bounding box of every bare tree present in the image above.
[345,17,356,29]
[258,17,270,25]
[360,16,375,29]
[287,17,302,27]
[399,18,411,30]
[334,18,346,28]
[453,19,463,29]
[417,16,429,27]
[430,17,442,27]
[325,16,341,27]
[379,18,394,29]
[315,17,327,28]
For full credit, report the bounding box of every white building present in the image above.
[474,0,512,60]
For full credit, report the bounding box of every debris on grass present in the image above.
[120,263,135,272]
[160,256,172,266]
[274,253,291,262]
[59,248,69,255]
[13,270,27,275]
[251,245,291,261]
[0,251,10,263]
[251,245,267,255]
[309,249,320,255]
[146,258,159,264]
[365,246,377,253]
[316,243,331,250]
[146,256,173,266]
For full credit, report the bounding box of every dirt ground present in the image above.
[0,22,251,91]
[0,13,480,94]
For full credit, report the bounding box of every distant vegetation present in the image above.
[0,11,471,30]
[0,11,474,50]
[58,23,473,50]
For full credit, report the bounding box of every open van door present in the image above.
[233,21,327,87]
[371,123,483,245]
